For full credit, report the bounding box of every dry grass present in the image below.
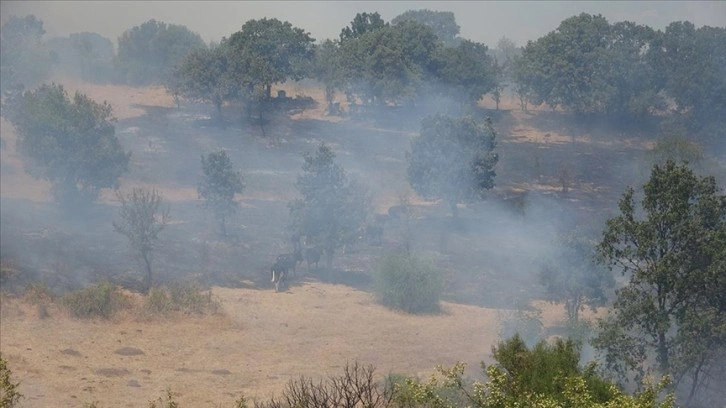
[0,282,542,407]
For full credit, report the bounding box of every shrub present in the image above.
[0,354,23,407]
[251,361,392,408]
[61,282,130,319]
[373,250,443,314]
[144,283,220,316]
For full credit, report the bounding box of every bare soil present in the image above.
[1,80,637,407]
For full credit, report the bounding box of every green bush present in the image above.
[0,354,23,407]
[61,282,130,319]
[144,283,219,316]
[373,250,442,314]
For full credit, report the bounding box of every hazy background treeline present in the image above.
[1,10,724,146]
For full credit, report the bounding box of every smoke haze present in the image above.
[1,1,724,47]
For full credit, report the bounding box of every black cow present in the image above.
[304,246,323,270]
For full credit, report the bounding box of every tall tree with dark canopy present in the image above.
[514,13,663,117]
[288,143,370,270]
[391,9,461,47]
[407,115,498,218]
[116,19,206,85]
[198,150,245,237]
[4,83,130,207]
[432,39,498,106]
[226,18,315,101]
[168,44,236,120]
[593,161,725,402]
[339,12,387,43]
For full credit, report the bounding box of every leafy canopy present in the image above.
[288,143,370,268]
[4,83,130,207]
[407,114,498,217]
[116,19,206,85]
[198,150,245,236]
[593,160,725,395]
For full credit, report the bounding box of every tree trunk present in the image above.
[450,200,459,219]
[657,330,669,373]
[142,251,152,294]
[214,99,222,121]
[219,216,227,237]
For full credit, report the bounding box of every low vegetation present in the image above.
[144,283,220,316]
[0,354,23,407]
[60,281,131,319]
[373,249,443,314]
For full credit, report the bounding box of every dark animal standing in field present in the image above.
[270,249,303,292]
[304,246,323,270]
[277,250,303,276]
[270,259,287,292]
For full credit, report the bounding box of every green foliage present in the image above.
[539,232,614,322]
[113,188,170,294]
[514,13,663,117]
[339,12,387,43]
[226,18,315,101]
[338,21,441,107]
[198,150,245,236]
[0,14,55,93]
[373,249,443,314]
[395,336,675,408]
[593,160,726,393]
[167,44,236,118]
[656,22,726,130]
[431,39,498,105]
[288,143,370,269]
[391,9,461,47]
[116,19,206,85]
[407,114,498,217]
[0,354,23,408]
[4,83,131,207]
[61,282,130,319]
[144,283,220,316]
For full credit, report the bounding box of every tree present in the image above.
[490,37,522,82]
[113,188,170,294]
[513,13,663,117]
[593,161,725,399]
[655,22,726,135]
[339,12,387,43]
[311,39,346,112]
[4,83,130,207]
[337,21,441,107]
[46,32,116,83]
[431,39,499,106]
[288,143,370,270]
[226,18,315,101]
[198,150,245,237]
[116,19,206,85]
[168,44,236,119]
[539,232,614,322]
[407,114,498,218]
[394,335,675,408]
[0,14,55,93]
[391,9,461,47]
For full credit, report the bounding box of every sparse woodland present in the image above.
[1,8,725,408]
